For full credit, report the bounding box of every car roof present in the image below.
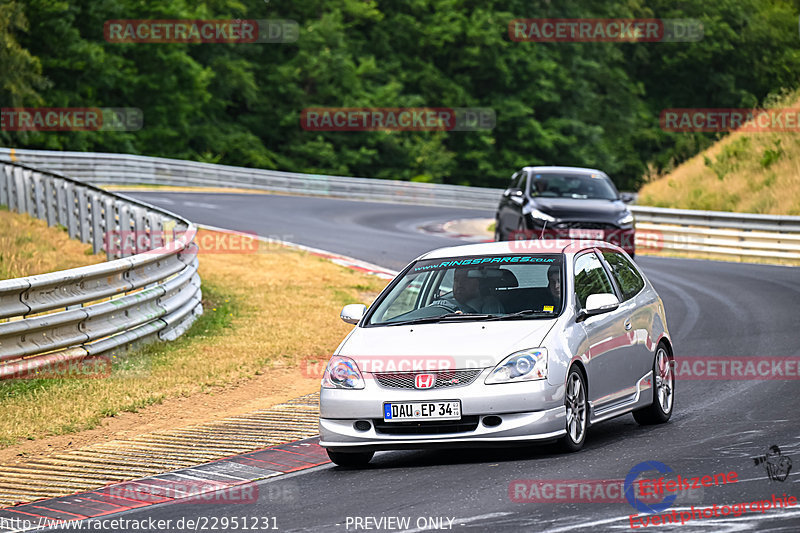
[416,239,624,261]
[522,166,608,175]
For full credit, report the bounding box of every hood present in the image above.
[337,319,557,372]
[533,198,627,223]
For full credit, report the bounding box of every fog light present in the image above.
[482,416,502,427]
[354,420,371,432]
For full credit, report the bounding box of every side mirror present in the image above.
[510,190,525,205]
[340,304,367,325]
[576,293,620,322]
[619,192,635,204]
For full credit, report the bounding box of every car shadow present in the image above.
[330,414,675,471]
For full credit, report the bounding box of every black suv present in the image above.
[494,166,636,256]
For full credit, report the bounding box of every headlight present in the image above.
[523,206,556,223]
[322,356,365,389]
[485,348,548,384]
[617,213,634,225]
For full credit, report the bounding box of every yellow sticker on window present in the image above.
[543,305,554,312]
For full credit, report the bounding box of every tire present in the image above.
[633,344,674,425]
[558,366,588,452]
[326,449,374,467]
[494,223,504,242]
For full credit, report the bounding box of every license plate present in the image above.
[569,228,604,239]
[383,401,461,422]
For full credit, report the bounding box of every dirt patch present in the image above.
[0,364,320,465]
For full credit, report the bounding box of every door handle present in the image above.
[624,319,632,331]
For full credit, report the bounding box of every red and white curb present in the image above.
[0,438,329,532]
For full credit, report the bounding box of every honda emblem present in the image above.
[415,373,436,389]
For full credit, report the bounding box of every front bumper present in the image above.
[319,369,566,451]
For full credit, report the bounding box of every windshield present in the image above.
[366,254,564,326]
[530,173,619,200]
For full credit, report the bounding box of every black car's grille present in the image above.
[553,221,618,230]
[373,416,480,435]
[373,369,483,390]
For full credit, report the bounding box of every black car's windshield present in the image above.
[366,254,564,326]
[529,172,619,200]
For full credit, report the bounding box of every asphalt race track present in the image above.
[70,192,800,531]
[126,191,488,271]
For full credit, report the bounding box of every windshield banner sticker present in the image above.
[414,256,555,272]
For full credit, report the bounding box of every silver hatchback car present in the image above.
[319,239,674,466]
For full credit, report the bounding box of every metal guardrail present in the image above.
[0,159,202,380]
[2,147,799,263]
[631,207,800,261]
[0,148,502,210]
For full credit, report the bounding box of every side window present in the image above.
[515,172,528,193]
[509,171,522,190]
[602,252,644,301]
[436,269,454,298]
[380,274,427,321]
[574,252,614,309]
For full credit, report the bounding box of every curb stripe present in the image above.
[0,438,329,532]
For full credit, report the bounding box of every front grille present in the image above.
[373,369,483,390]
[554,221,617,230]
[373,416,480,435]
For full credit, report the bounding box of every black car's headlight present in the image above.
[485,348,548,384]
[617,212,634,226]
[523,205,557,223]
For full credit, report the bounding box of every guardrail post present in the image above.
[90,192,105,254]
[22,168,35,217]
[149,212,164,249]
[0,164,10,207]
[12,166,24,212]
[44,175,57,226]
[64,183,79,239]
[77,186,90,244]
[56,180,68,227]
[33,172,46,220]
[103,197,117,259]
[134,207,147,253]
[118,201,132,257]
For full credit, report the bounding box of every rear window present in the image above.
[602,251,644,301]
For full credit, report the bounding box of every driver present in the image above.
[432,268,504,314]
[543,263,562,313]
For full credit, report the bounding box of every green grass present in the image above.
[639,89,800,214]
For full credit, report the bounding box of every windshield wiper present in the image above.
[483,309,556,321]
[382,313,492,326]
